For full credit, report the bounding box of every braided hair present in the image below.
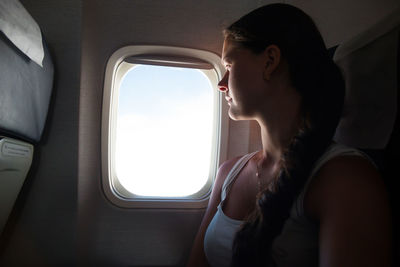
[224,4,345,266]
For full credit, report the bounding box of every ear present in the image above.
[263,45,281,81]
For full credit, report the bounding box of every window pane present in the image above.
[115,65,215,197]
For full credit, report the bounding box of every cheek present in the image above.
[231,66,262,96]
[229,67,248,90]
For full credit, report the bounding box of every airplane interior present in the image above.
[0,0,399,266]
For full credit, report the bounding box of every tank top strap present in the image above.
[220,151,258,204]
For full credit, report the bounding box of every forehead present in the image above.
[221,38,241,61]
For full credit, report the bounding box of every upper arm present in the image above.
[187,156,241,267]
[306,156,392,267]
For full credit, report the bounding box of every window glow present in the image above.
[115,65,215,197]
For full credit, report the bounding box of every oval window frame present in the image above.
[101,45,228,208]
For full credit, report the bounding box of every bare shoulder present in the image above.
[213,155,244,192]
[305,155,392,267]
[208,153,254,211]
[305,154,389,219]
[207,154,248,210]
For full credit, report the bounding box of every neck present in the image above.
[255,86,302,167]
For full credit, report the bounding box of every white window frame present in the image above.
[101,45,229,208]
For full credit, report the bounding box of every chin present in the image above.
[228,108,250,121]
[228,108,239,121]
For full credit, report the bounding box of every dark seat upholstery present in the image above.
[330,23,399,267]
[383,31,400,266]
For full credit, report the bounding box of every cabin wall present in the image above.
[78,1,265,265]
[0,0,398,265]
[287,0,400,47]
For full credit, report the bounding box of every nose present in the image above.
[218,71,229,92]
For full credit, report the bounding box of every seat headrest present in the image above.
[0,0,44,67]
[0,1,54,143]
[333,7,400,149]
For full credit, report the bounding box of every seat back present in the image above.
[0,1,54,235]
[383,31,400,267]
[332,8,399,265]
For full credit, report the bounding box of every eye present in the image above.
[221,57,231,70]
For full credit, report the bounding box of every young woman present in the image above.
[188,4,392,267]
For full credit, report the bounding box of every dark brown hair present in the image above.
[224,4,345,266]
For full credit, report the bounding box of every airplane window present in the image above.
[102,46,226,208]
[116,65,214,197]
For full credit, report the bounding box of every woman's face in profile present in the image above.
[218,38,269,121]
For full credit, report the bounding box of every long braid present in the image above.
[226,4,345,266]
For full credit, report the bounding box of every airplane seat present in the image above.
[332,8,400,265]
[0,1,54,236]
[383,30,400,267]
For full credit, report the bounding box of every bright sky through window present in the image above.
[115,65,214,197]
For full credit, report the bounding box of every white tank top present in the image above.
[203,144,374,267]
[203,152,257,267]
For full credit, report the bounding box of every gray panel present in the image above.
[0,0,81,265]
